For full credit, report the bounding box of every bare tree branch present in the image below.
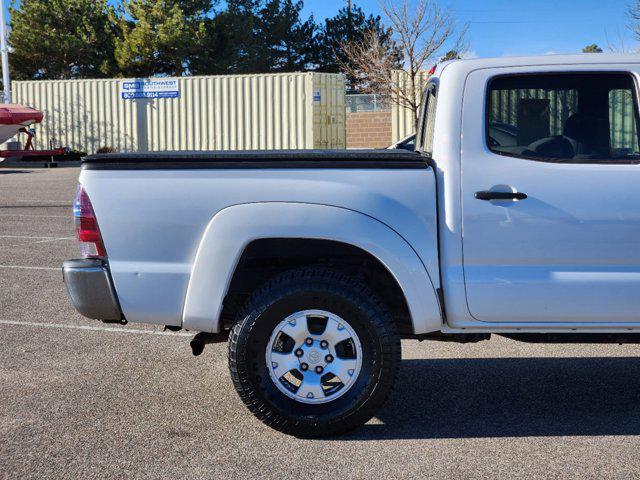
[340,0,467,130]
[630,1,640,40]
[605,26,639,53]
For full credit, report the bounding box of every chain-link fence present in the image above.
[346,94,390,113]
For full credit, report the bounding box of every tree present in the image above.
[192,0,318,75]
[8,0,117,80]
[439,50,462,62]
[193,0,260,74]
[189,12,250,75]
[341,0,467,128]
[317,4,400,91]
[582,44,603,53]
[197,0,260,74]
[113,0,212,77]
[252,0,318,72]
[630,2,640,42]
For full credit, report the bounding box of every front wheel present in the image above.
[228,268,401,437]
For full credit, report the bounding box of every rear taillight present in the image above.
[74,184,106,258]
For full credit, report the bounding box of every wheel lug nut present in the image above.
[320,340,329,349]
[300,363,309,371]
[294,348,303,357]
[325,354,334,363]
[305,337,313,346]
[315,366,324,374]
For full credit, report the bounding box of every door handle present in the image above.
[475,191,527,201]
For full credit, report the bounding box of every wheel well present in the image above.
[220,239,413,336]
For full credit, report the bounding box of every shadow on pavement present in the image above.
[343,357,640,440]
[0,170,33,174]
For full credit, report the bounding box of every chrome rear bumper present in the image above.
[62,259,124,321]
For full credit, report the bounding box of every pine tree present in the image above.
[193,0,318,74]
[113,0,212,77]
[582,44,603,53]
[316,4,400,91]
[252,0,318,72]
[190,0,258,74]
[440,50,462,61]
[8,0,117,80]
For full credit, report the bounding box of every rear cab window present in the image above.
[486,73,640,163]
[417,81,438,155]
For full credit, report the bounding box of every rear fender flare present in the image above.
[182,202,442,334]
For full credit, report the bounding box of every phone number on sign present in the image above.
[121,91,180,100]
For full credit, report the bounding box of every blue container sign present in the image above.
[120,79,180,100]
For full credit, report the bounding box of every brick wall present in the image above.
[346,111,392,149]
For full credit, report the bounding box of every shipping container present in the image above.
[12,72,346,154]
[391,70,430,143]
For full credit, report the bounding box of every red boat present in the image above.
[0,104,67,160]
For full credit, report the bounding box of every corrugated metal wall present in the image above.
[312,73,346,149]
[12,72,346,154]
[391,70,430,142]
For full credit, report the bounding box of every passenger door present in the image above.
[461,69,640,324]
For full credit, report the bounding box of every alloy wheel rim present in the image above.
[265,309,363,405]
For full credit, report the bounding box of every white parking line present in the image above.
[0,214,68,218]
[0,264,59,271]
[7,200,71,204]
[8,238,74,248]
[0,319,193,337]
[0,235,72,239]
[0,235,74,247]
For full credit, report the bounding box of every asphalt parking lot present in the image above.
[3,166,640,479]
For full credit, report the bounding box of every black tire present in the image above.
[228,268,401,438]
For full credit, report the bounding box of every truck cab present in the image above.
[425,54,640,332]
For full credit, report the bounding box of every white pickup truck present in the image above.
[63,54,640,437]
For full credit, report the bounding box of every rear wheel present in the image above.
[228,268,400,437]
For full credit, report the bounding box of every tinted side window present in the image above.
[610,89,640,155]
[487,73,640,163]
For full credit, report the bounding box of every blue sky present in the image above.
[303,0,636,57]
[4,0,637,58]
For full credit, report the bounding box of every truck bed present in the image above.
[78,150,437,327]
